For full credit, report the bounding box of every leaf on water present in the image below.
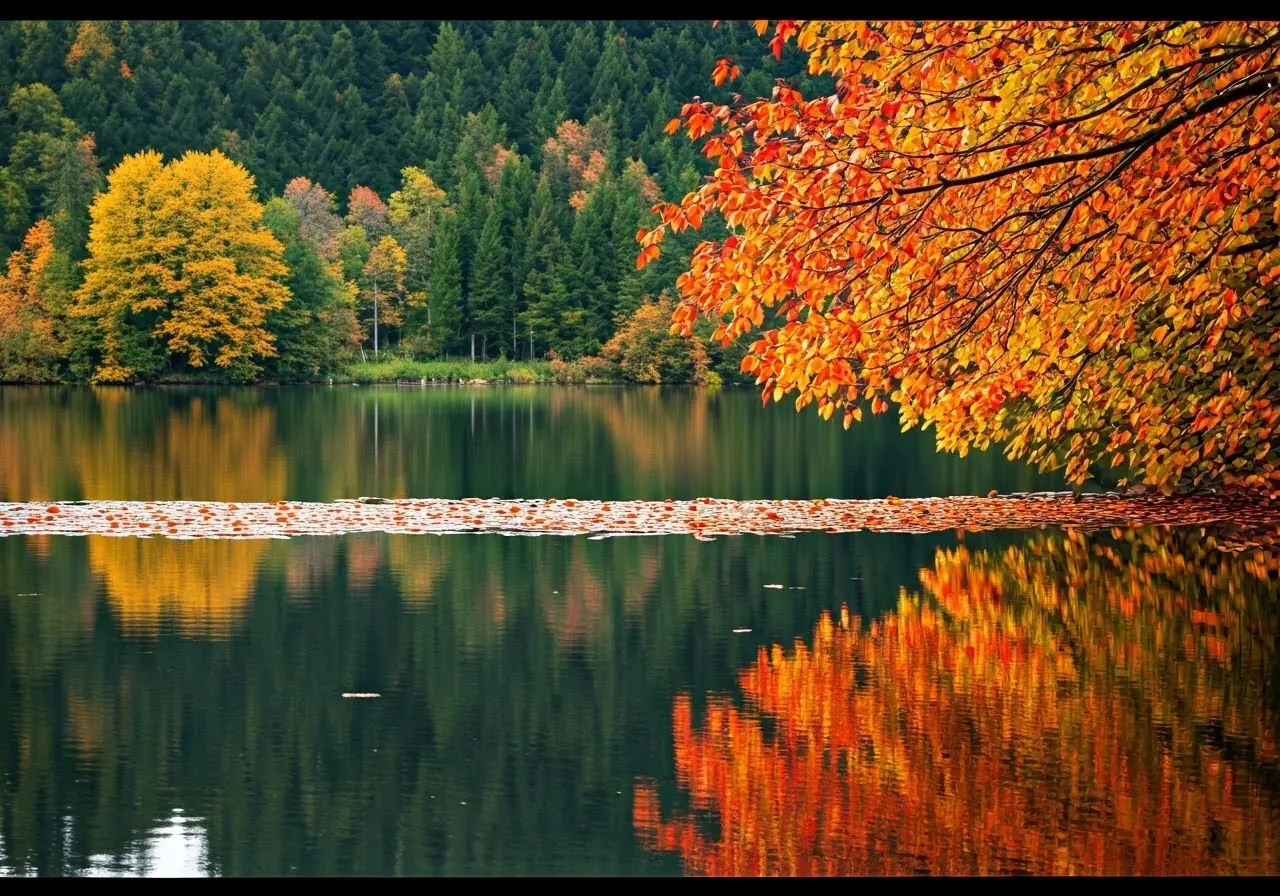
[732,628,753,634]
[763,584,785,589]
[341,692,381,698]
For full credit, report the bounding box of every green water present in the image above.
[0,386,1276,876]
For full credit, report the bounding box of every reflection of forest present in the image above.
[635,529,1280,875]
[0,386,1065,636]
[1,521,896,875]
[2,522,1275,875]
[0,385,1061,505]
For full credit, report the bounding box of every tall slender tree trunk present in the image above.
[373,277,380,361]
[470,332,475,363]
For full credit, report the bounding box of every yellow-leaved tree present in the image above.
[73,149,290,383]
[361,234,407,359]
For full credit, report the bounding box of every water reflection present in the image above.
[2,525,902,875]
[1,524,1275,875]
[0,387,1275,877]
[0,813,209,878]
[0,386,1062,502]
[82,812,209,878]
[634,528,1280,875]
[88,537,269,637]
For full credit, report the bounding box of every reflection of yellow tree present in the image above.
[78,395,286,634]
[344,535,384,594]
[635,530,1280,875]
[76,393,286,502]
[88,536,268,637]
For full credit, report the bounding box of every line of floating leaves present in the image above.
[1,493,1278,542]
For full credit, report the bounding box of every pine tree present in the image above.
[453,170,487,287]
[468,200,508,360]
[567,182,618,353]
[519,196,573,358]
[495,37,536,154]
[560,25,599,122]
[588,25,633,121]
[424,208,463,356]
[494,154,534,313]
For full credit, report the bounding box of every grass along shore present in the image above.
[341,358,556,384]
[339,357,725,386]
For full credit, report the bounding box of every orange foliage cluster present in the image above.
[64,21,115,76]
[346,185,390,234]
[283,176,343,258]
[644,21,1280,495]
[635,530,1280,875]
[599,297,711,384]
[0,219,60,380]
[483,143,517,189]
[543,119,610,210]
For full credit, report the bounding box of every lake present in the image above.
[0,386,1277,875]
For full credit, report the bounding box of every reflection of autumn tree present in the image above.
[538,545,665,647]
[593,388,710,481]
[282,536,339,595]
[88,536,268,637]
[636,529,1280,875]
[380,530,663,647]
[73,394,286,634]
[64,689,104,761]
[343,535,384,594]
[0,388,85,501]
[76,391,286,502]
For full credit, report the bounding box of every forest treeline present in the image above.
[0,20,826,383]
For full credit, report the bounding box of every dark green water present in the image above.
[0,386,1277,876]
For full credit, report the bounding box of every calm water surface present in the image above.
[0,386,1276,875]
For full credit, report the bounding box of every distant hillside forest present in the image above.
[0,20,831,383]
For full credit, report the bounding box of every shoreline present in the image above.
[0,359,730,388]
[0,378,722,388]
